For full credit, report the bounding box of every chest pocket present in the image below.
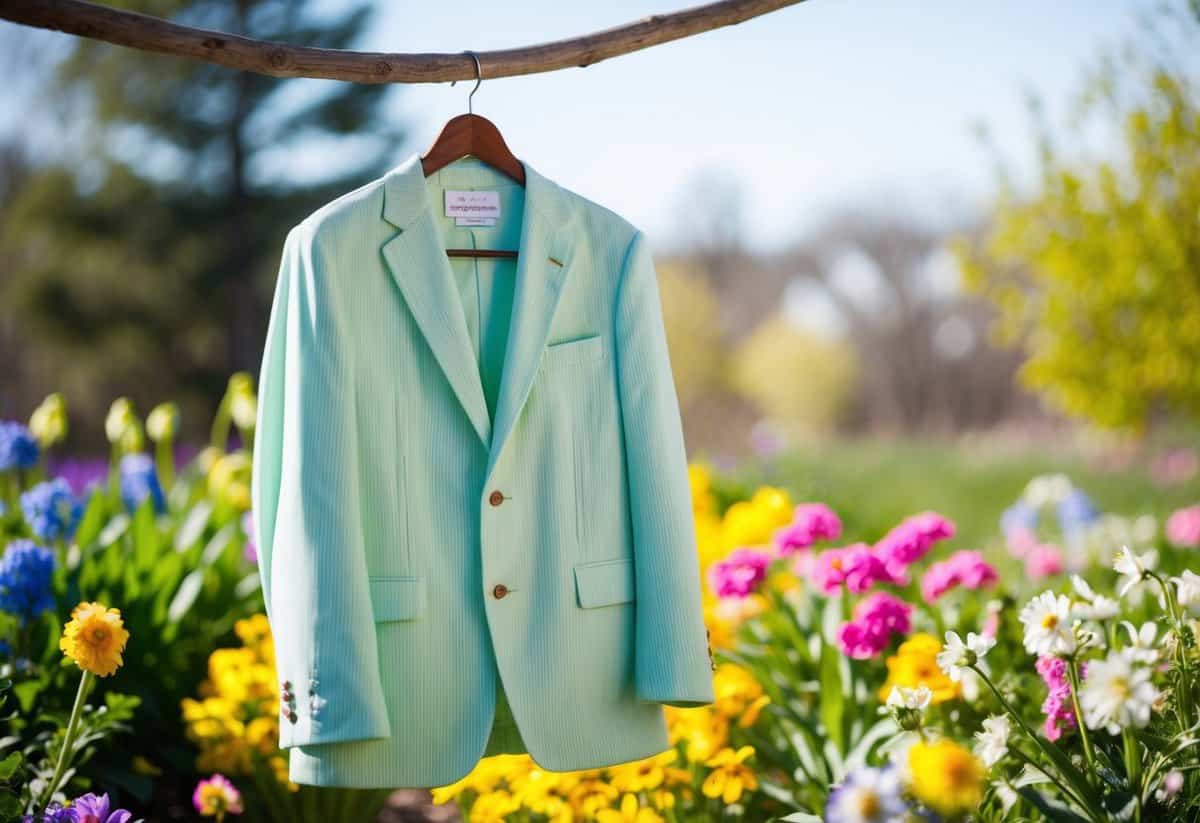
[543,334,606,561]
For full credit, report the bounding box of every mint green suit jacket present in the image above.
[251,152,715,790]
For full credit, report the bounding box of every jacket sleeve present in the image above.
[251,223,392,748]
[614,229,716,708]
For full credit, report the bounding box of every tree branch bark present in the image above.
[0,0,806,84]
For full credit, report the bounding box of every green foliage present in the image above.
[953,9,1200,431]
[0,0,405,442]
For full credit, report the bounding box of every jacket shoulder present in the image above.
[286,173,390,251]
[558,186,643,271]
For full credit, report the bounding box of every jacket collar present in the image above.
[379,152,579,476]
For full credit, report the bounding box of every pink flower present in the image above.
[1166,504,1200,548]
[1024,543,1064,578]
[920,550,999,604]
[811,543,891,595]
[773,503,843,555]
[837,592,913,659]
[193,773,244,817]
[707,547,772,598]
[1036,655,1086,741]
[874,511,956,578]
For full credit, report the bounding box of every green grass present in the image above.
[704,437,1200,550]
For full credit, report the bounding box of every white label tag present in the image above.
[455,216,497,227]
[445,190,501,219]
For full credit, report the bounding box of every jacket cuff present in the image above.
[276,669,392,749]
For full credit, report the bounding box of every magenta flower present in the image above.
[874,511,955,578]
[193,773,244,818]
[811,543,892,595]
[773,503,842,556]
[1166,504,1200,548]
[1036,655,1086,741]
[920,550,998,604]
[707,547,772,598]
[837,592,913,659]
[1024,543,1064,579]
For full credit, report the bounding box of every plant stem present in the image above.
[1065,659,1097,775]
[36,669,92,814]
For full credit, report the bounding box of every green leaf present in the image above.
[818,639,845,754]
[0,791,22,817]
[174,500,212,552]
[97,514,130,547]
[0,751,21,779]
[1016,787,1091,822]
[166,569,205,624]
[73,492,108,549]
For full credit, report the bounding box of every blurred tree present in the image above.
[0,0,403,440]
[729,312,857,436]
[953,5,1200,431]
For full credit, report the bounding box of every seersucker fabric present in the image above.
[251,152,715,789]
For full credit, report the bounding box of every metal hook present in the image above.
[449,50,483,115]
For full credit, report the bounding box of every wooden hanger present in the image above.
[422,52,524,260]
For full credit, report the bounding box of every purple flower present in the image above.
[44,456,109,497]
[68,792,134,823]
[20,478,83,542]
[118,453,165,514]
[0,539,55,625]
[0,421,39,471]
[21,801,75,822]
[707,547,772,598]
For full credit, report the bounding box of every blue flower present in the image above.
[19,478,82,542]
[0,539,55,625]
[1000,499,1038,536]
[0,421,39,471]
[119,453,165,514]
[1058,488,1099,533]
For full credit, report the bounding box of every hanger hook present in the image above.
[458,50,482,115]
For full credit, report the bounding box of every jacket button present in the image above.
[492,583,509,599]
[488,490,505,506]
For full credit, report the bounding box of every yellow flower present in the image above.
[59,602,130,677]
[701,745,758,804]
[469,789,521,823]
[712,663,771,728]
[908,738,985,817]
[607,749,688,794]
[29,392,68,447]
[596,793,664,823]
[567,778,620,818]
[878,633,961,704]
[208,452,252,511]
[666,706,729,763]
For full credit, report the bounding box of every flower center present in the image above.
[1041,614,1059,630]
[830,557,843,572]
[853,789,881,817]
[1110,677,1130,700]
[946,755,974,789]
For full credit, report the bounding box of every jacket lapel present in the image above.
[381,155,492,448]
[379,154,578,467]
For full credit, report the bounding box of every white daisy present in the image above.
[1172,570,1200,615]
[1070,575,1120,621]
[937,631,995,681]
[1114,546,1158,598]
[886,684,932,711]
[1120,621,1162,665]
[1079,651,1160,735]
[974,714,1012,767]
[1019,591,1077,656]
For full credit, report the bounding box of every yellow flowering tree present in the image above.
[953,11,1200,430]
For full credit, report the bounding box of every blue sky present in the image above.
[345,0,1159,252]
[1,0,1168,252]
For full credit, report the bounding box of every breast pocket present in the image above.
[543,334,607,562]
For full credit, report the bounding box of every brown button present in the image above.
[488,490,505,506]
[492,583,509,599]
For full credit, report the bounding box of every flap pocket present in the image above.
[545,334,604,369]
[368,576,426,622]
[574,557,636,609]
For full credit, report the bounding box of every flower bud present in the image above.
[227,372,258,431]
[29,393,68,447]
[146,402,180,442]
[105,398,144,453]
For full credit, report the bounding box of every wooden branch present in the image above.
[0,0,806,84]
